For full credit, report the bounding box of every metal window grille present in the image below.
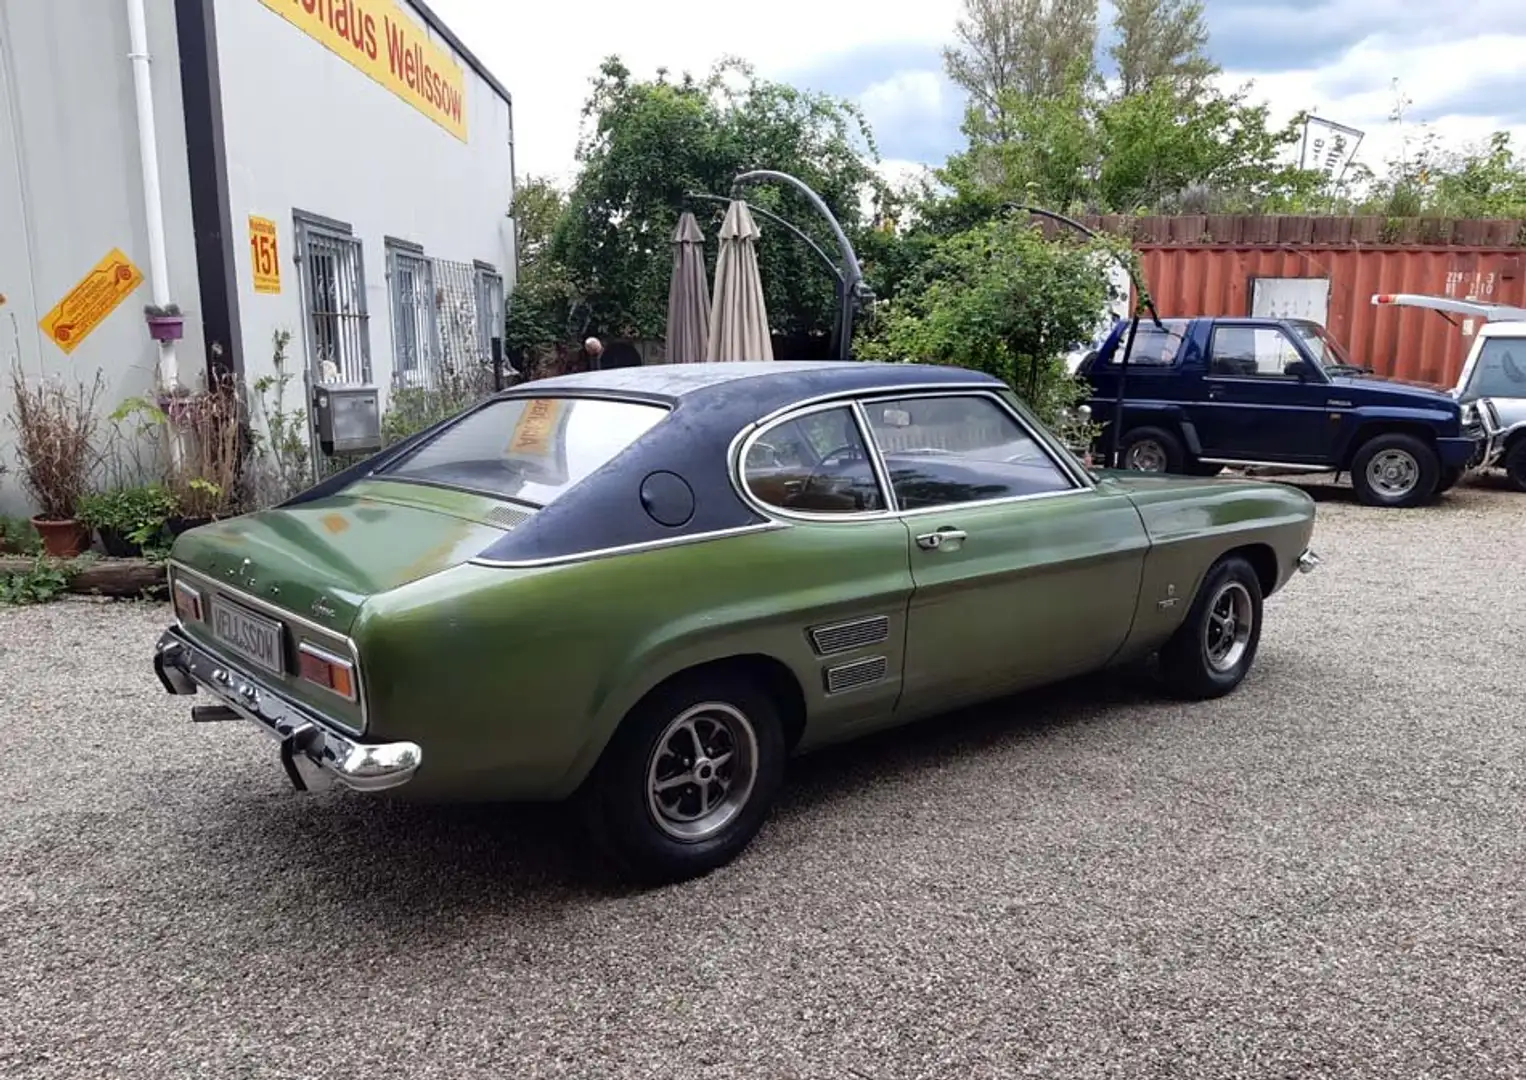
[386,241,437,390]
[473,262,506,363]
[294,213,371,385]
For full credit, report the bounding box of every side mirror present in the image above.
[1284,361,1308,381]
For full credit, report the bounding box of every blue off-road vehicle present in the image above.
[1075,316,1498,509]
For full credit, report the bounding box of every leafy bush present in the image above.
[77,484,179,550]
[0,557,70,605]
[855,217,1120,427]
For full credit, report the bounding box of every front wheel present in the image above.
[1505,439,1526,493]
[1157,555,1264,700]
[1350,433,1439,508]
[1437,465,1463,493]
[579,670,786,885]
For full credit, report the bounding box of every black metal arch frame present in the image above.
[684,169,873,362]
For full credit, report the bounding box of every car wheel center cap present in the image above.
[694,759,715,782]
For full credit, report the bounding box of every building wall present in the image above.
[0,0,203,516]
[211,0,514,420]
[1134,246,1526,389]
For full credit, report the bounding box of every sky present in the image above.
[424,0,1526,192]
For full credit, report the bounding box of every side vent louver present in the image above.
[809,615,890,657]
[824,656,888,695]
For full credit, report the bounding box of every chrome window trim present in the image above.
[168,561,368,736]
[732,399,899,524]
[857,387,1096,494]
[468,522,789,569]
[729,384,1100,526]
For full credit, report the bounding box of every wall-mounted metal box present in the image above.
[312,384,381,456]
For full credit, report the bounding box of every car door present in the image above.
[736,402,917,742]
[857,391,1152,717]
[1193,323,1341,464]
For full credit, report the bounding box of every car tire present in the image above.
[1157,555,1264,701]
[1505,438,1526,494]
[1185,462,1224,477]
[1437,465,1463,494]
[579,669,787,885]
[1350,432,1439,508]
[1119,426,1185,474]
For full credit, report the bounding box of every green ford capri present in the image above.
[154,361,1320,883]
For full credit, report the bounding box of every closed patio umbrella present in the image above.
[705,199,774,363]
[664,211,711,364]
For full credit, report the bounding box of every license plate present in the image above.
[210,599,285,675]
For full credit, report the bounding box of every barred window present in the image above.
[386,239,437,389]
[294,212,371,385]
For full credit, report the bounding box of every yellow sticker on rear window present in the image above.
[507,399,564,458]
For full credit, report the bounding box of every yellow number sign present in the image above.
[256,0,467,141]
[39,249,144,355]
[507,399,564,458]
[249,215,281,293]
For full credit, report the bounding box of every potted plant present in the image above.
[77,483,179,557]
[6,365,103,557]
[144,303,185,343]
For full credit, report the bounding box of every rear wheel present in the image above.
[1157,555,1264,700]
[1505,439,1526,493]
[1119,426,1185,474]
[580,669,786,885]
[1350,432,1439,508]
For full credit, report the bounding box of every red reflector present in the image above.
[1374,294,1393,304]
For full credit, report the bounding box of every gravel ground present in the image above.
[2,475,1524,1080]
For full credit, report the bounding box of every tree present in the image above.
[549,56,883,343]
[1109,0,1217,99]
[504,176,582,367]
[855,217,1118,423]
[943,0,1100,127]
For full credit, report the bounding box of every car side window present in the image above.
[861,395,1076,510]
[1104,320,1189,366]
[742,406,886,515]
[1209,326,1305,378]
[1467,338,1526,398]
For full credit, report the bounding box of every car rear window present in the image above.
[1101,319,1189,366]
[381,396,668,507]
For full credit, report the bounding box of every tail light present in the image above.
[298,642,357,701]
[172,580,204,622]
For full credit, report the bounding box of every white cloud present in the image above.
[423,0,1526,191]
[422,0,963,184]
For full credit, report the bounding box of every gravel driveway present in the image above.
[2,477,1523,1079]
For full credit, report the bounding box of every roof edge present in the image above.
[406,0,512,107]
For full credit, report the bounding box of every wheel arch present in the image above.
[1339,419,1439,470]
[564,651,809,798]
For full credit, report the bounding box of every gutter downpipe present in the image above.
[126,0,179,394]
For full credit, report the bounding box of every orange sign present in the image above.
[256,0,468,140]
[39,249,144,354]
[507,399,565,457]
[249,215,282,293]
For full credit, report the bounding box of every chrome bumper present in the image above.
[154,628,421,793]
[1297,548,1321,574]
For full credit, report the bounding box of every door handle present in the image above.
[1207,384,1226,399]
[915,528,968,552]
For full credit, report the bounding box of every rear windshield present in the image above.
[1464,337,1526,399]
[382,396,667,507]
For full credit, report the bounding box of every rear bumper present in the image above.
[154,628,421,792]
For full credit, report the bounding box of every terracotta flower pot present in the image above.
[31,517,88,558]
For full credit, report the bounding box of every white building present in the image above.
[0,0,515,514]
